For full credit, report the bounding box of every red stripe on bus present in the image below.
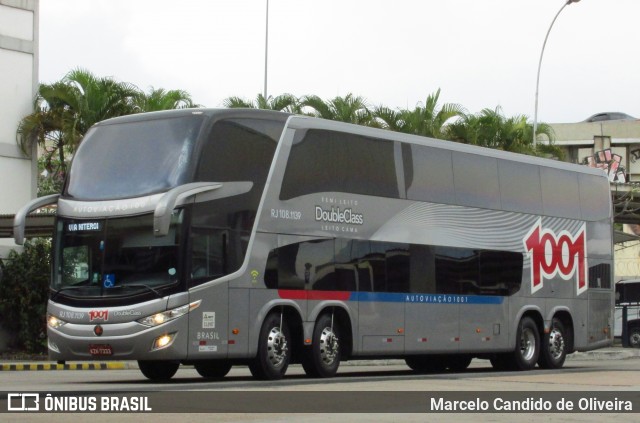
[278,290,351,301]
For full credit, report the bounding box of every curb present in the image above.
[1,348,638,371]
[0,362,129,371]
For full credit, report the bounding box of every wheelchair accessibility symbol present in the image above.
[103,274,115,288]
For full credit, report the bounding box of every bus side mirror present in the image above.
[13,194,60,245]
[153,183,223,237]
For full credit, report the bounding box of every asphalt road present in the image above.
[2,349,640,422]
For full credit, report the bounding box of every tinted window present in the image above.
[196,118,282,184]
[403,144,455,204]
[280,130,399,200]
[189,191,262,287]
[265,239,335,290]
[499,160,543,215]
[453,152,501,209]
[264,239,522,296]
[579,173,611,221]
[589,263,611,289]
[67,115,204,200]
[616,281,640,304]
[541,168,581,218]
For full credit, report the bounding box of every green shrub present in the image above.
[0,239,51,353]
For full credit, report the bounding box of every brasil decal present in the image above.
[524,218,587,296]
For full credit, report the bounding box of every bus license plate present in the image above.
[89,344,113,356]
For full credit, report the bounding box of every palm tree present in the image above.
[446,106,562,158]
[17,68,200,193]
[16,81,77,186]
[374,89,464,139]
[18,68,140,159]
[223,93,301,113]
[134,87,198,112]
[300,93,373,125]
[60,68,140,146]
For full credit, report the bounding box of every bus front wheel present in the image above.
[194,360,232,378]
[138,360,179,381]
[302,313,342,378]
[249,312,290,380]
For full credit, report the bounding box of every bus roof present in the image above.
[95,108,607,180]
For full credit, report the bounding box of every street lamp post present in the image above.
[533,0,580,147]
[264,0,269,100]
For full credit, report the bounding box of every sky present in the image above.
[39,0,640,124]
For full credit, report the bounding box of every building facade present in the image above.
[0,0,38,259]
[547,115,640,280]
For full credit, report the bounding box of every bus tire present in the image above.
[194,360,232,378]
[138,360,179,381]
[249,312,290,380]
[490,354,515,371]
[302,313,341,378]
[538,318,568,369]
[629,326,640,348]
[445,355,472,372]
[405,355,447,373]
[512,316,540,370]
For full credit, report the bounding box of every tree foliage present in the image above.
[300,93,373,125]
[16,68,199,189]
[0,239,51,353]
[222,90,559,158]
[223,93,301,113]
[447,106,562,158]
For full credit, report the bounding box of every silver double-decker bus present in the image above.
[14,108,614,380]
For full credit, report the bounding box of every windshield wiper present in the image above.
[50,286,90,302]
[51,283,164,301]
[108,284,163,299]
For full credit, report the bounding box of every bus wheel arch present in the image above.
[302,306,353,378]
[249,307,298,380]
[505,312,543,371]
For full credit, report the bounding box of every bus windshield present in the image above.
[52,212,183,297]
[66,115,205,200]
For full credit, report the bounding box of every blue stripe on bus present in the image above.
[279,290,505,304]
[353,292,504,305]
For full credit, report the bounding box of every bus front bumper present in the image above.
[47,316,188,362]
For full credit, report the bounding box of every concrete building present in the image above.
[546,114,640,280]
[0,0,38,259]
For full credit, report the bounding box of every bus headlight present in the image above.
[137,300,201,327]
[47,314,67,329]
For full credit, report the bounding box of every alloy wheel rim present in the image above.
[267,326,288,367]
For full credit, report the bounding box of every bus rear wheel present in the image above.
[138,360,179,381]
[538,318,568,369]
[194,360,232,378]
[249,312,290,380]
[302,313,342,378]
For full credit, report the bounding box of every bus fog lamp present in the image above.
[152,333,176,350]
